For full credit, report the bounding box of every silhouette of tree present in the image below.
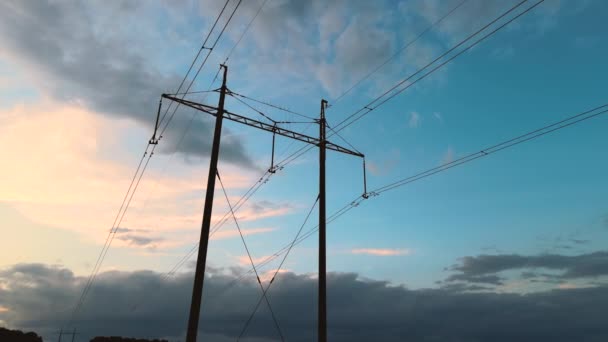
[90,337,168,342]
[0,327,43,342]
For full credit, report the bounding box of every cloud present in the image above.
[365,149,400,176]
[433,111,443,123]
[236,255,275,267]
[0,0,253,167]
[3,263,608,341]
[446,251,608,285]
[0,101,258,249]
[441,146,454,164]
[408,111,421,128]
[115,232,165,249]
[351,248,412,256]
[211,227,275,241]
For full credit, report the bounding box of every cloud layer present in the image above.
[0,0,253,166]
[446,251,608,285]
[2,260,608,342]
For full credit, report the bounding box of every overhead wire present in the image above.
[66,144,150,327]
[334,0,543,132]
[157,0,232,127]
[158,0,244,137]
[133,0,280,290]
[65,0,241,328]
[270,0,542,172]
[238,194,319,340]
[201,101,608,303]
[132,0,548,326]
[222,0,271,65]
[229,91,315,120]
[329,0,470,106]
[372,104,608,194]
[229,90,277,123]
[216,170,285,342]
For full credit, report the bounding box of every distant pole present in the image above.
[185,64,229,342]
[57,329,63,342]
[318,99,328,342]
[71,328,76,342]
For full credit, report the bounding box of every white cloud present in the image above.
[351,248,412,256]
[433,111,443,123]
[442,146,455,164]
[408,111,421,128]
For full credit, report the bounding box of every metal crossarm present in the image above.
[161,93,364,158]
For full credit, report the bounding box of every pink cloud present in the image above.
[236,254,275,267]
[0,101,260,249]
[351,248,412,256]
[211,227,276,241]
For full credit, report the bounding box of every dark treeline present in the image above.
[1,328,170,342]
[0,327,43,342]
[90,337,168,342]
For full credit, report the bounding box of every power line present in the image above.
[66,145,150,328]
[157,0,232,128]
[271,0,543,171]
[128,171,276,313]
[229,90,315,120]
[238,194,319,341]
[372,104,608,194]
[335,0,544,132]
[230,91,277,123]
[330,0,470,106]
[132,0,545,326]
[216,170,285,342]
[147,0,277,284]
[158,0,244,137]
[223,0,270,65]
[325,123,362,155]
[65,0,241,329]
[203,101,608,298]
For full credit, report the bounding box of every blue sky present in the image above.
[1,0,608,340]
[1,0,607,286]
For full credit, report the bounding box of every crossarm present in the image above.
[161,94,364,158]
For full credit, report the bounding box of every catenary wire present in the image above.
[204,101,608,299]
[217,170,285,342]
[330,0,470,106]
[65,0,240,328]
[270,0,541,172]
[238,194,319,340]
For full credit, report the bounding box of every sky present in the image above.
[1,0,608,341]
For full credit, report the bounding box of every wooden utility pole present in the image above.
[318,99,328,342]
[185,64,228,342]
[160,66,363,342]
[56,328,77,342]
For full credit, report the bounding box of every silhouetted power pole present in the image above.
[159,65,364,342]
[56,328,77,342]
[318,99,328,342]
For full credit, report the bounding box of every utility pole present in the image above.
[185,64,228,342]
[318,99,327,342]
[160,66,364,342]
[56,329,77,342]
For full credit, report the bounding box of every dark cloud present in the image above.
[0,0,253,167]
[115,234,163,248]
[249,200,290,214]
[2,263,608,342]
[112,228,162,249]
[446,273,504,285]
[447,251,608,284]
